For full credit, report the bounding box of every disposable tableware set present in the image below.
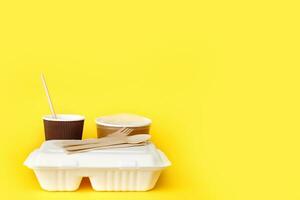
[24,75,171,191]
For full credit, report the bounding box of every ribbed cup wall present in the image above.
[43,120,84,140]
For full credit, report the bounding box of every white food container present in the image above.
[24,140,171,191]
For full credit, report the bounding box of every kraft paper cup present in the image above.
[43,114,85,140]
[95,113,151,138]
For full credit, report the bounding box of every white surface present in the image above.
[95,113,152,127]
[24,140,170,191]
[43,114,85,122]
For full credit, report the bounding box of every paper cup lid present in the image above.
[43,114,85,122]
[95,113,152,127]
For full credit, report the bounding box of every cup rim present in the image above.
[95,113,152,127]
[43,114,85,122]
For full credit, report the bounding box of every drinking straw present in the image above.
[41,73,57,119]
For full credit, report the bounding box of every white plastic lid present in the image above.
[24,140,170,169]
[43,114,85,122]
[95,113,152,127]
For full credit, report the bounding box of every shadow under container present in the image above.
[43,114,85,140]
[95,114,152,138]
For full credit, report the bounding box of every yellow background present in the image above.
[1,0,300,199]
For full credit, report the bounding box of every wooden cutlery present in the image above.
[57,128,151,154]
[66,142,148,154]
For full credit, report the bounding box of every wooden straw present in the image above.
[41,73,57,119]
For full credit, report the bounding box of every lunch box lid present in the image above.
[24,141,170,169]
[95,113,152,127]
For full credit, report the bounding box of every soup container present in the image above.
[24,140,171,191]
[96,114,152,138]
[43,114,85,140]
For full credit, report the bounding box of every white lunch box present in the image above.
[24,140,171,191]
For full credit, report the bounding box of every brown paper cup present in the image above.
[95,114,151,138]
[43,114,85,140]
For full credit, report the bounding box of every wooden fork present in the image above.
[107,127,133,137]
[59,128,133,147]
